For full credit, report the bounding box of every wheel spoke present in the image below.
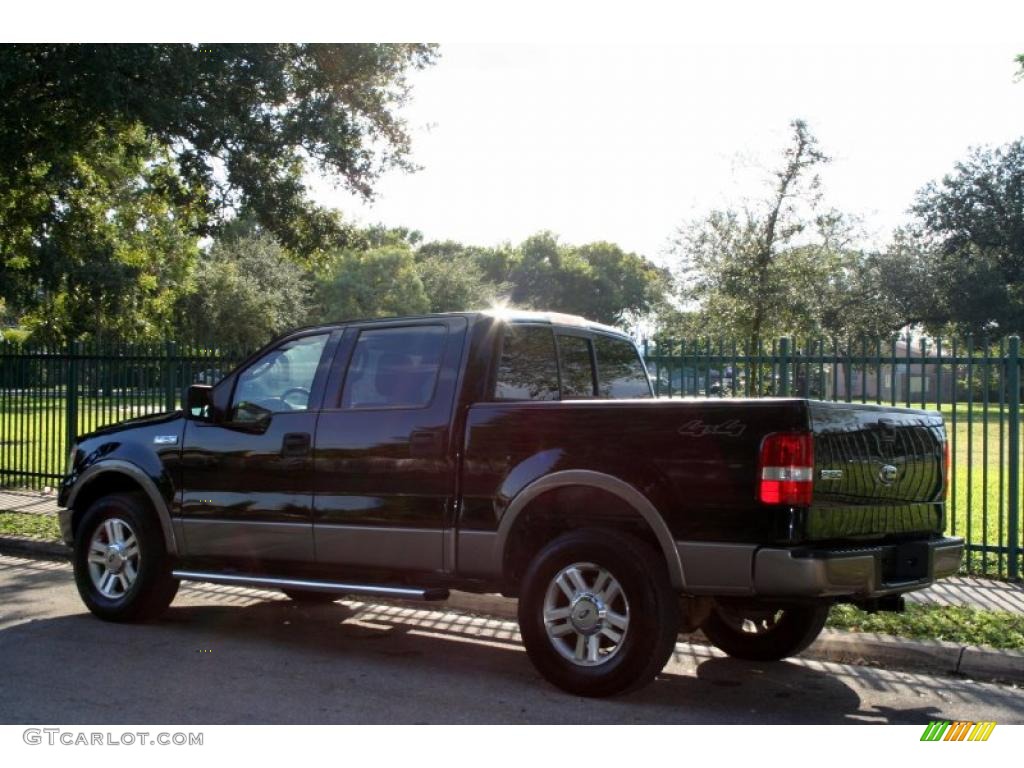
[100,571,117,595]
[118,573,130,592]
[544,606,571,622]
[549,621,575,637]
[601,625,623,643]
[123,560,138,583]
[606,610,628,630]
[103,519,116,545]
[587,635,600,662]
[574,634,586,660]
[565,567,588,594]
[554,574,575,600]
[601,581,622,605]
[122,543,140,560]
[88,552,106,565]
[591,569,611,596]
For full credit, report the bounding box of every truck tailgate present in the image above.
[807,402,946,541]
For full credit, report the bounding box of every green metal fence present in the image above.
[1,332,1021,579]
[643,334,1022,580]
[0,340,247,489]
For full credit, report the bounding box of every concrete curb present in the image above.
[2,535,1022,685]
[0,536,71,561]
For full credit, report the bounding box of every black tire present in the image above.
[281,589,342,604]
[700,601,830,661]
[73,491,179,622]
[517,529,680,698]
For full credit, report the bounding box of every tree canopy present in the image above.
[0,43,436,335]
[669,122,911,347]
[886,139,1024,337]
[173,224,313,351]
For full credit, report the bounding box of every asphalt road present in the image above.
[0,553,1021,725]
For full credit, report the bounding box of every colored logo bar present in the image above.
[920,721,996,742]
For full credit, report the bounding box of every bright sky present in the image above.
[310,36,1024,264]
[15,1,1023,266]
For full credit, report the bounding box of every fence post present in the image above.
[165,340,178,413]
[65,340,80,456]
[1008,335,1020,581]
[778,337,791,397]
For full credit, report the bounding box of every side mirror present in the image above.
[186,384,214,420]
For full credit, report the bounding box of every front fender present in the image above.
[63,460,178,555]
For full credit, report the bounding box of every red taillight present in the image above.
[758,431,814,506]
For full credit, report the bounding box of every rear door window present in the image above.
[341,325,447,409]
[594,335,652,398]
[494,325,560,401]
[557,334,596,398]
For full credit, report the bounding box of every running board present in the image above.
[171,570,450,601]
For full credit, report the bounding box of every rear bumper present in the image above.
[753,537,964,598]
[677,537,964,599]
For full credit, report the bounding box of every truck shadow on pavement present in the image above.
[3,568,1018,724]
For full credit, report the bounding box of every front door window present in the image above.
[231,334,329,422]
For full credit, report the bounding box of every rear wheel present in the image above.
[701,601,830,661]
[282,589,343,604]
[517,529,680,697]
[73,492,179,622]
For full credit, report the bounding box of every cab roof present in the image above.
[299,309,632,339]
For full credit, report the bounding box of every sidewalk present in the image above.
[0,489,60,515]
[2,487,1022,615]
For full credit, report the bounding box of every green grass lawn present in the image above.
[1,394,169,481]
[936,403,1021,576]
[828,603,1024,650]
[0,511,61,541]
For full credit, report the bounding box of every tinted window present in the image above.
[341,325,446,409]
[232,333,329,421]
[557,334,596,398]
[594,335,652,398]
[494,325,559,401]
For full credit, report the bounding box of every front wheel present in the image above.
[517,530,680,697]
[700,601,830,661]
[73,492,179,622]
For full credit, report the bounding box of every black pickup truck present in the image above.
[58,310,962,696]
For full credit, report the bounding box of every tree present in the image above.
[505,232,666,325]
[173,228,313,351]
[9,124,200,343]
[414,242,512,313]
[0,43,437,325]
[314,245,430,321]
[891,139,1024,336]
[673,120,829,356]
[573,242,668,326]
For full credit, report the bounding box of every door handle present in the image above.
[281,432,311,457]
